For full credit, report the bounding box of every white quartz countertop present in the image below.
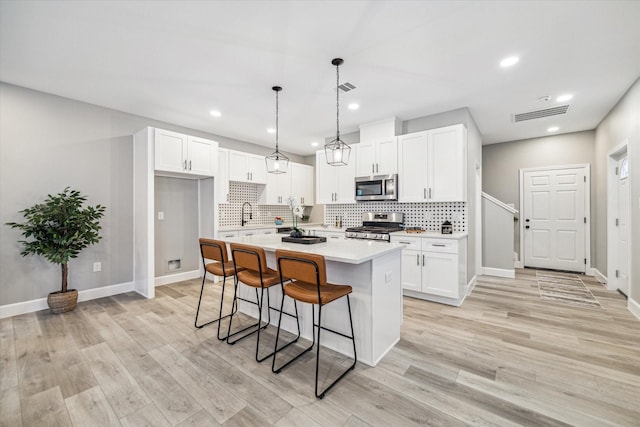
[220,233,404,264]
[390,231,468,240]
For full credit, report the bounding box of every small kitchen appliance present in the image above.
[354,174,398,201]
[345,212,404,242]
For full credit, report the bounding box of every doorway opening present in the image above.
[607,141,630,296]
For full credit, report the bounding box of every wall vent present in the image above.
[513,105,570,122]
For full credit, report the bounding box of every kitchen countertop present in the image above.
[219,222,322,231]
[219,233,404,264]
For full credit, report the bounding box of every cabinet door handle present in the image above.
[432,244,446,247]
[429,188,432,199]
[245,233,253,236]
[423,188,427,199]
[416,254,420,265]
[372,164,375,174]
[226,193,229,202]
[184,160,187,170]
[247,172,250,180]
[189,160,192,170]
[422,254,425,266]
[399,241,411,244]
[376,163,379,173]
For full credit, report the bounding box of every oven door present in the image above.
[355,175,397,201]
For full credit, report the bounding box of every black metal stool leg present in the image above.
[195,273,237,331]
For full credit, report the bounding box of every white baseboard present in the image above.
[628,297,640,321]
[482,267,515,279]
[591,268,607,285]
[154,269,201,287]
[514,260,523,268]
[0,281,135,319]
[466,275,477,295]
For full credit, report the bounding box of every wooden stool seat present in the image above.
[284,281,352,305]
[237,268,280,288]
[205,261,243,278]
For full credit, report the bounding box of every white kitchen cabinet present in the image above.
[154,128,217,178]
[264,170,292,204]
[217,148,230,204]
[219,230,239,239]
[238,228,276,237]
[390,234,467,305]
[398,124,466,202]
[291,163,314,206]
[357,117,401,176]
[228,150,267,184]
[315,150,355,204]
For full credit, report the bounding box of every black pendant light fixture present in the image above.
[265,85,289,174]
[324,58,351,166]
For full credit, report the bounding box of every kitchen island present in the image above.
[219,233,404,366]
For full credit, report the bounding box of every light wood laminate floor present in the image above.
[1,269,638,426]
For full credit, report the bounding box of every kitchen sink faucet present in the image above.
[241,202,252,226]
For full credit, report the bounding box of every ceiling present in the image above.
[1,1,639,156]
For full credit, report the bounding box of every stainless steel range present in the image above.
[345,212,404,242]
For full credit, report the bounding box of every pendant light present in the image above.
[324,58,351,166]
[265,85,289,174]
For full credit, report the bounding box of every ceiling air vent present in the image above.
[513,104,570,122]
[337,82,357,93]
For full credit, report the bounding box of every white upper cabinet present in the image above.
[154,128,217,178]
[398,124,466,202]
[356,117,401,176]
[228,150,267,184]
[264,169,292,204]
[316,150,355,204]
[217,148,230,204]
[291,163,314,206]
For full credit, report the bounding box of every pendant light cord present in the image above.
[335,62,340,140]
[275,89,279,154]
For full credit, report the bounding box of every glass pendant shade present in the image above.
[325,58,350,166]
[266,85,289,174]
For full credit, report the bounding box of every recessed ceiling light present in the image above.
[500,56,519,67]
[556,94,573,102]
[209,110,221,117]
[348,103,359,110]
[267,128,276,134]
[311,141,319,147]
[547,126,559,132]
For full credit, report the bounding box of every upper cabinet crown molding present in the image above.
[153,128,218,179]
[356,117,401,176]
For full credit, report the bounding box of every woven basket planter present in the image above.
[47,289,78,313]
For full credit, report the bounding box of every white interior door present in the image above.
[523,167,586,272]
[615,156,630,295]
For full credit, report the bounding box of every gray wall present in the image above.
[0,82,303,306]
[154,177,199,276]
[482,198,515,270]
[594,77,640,304]
[482,131,596,260]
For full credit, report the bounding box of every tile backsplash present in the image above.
[218,182,295,228]
[325,201,467,232]
[220,182,466,232]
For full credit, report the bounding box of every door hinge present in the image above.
[616,218,619,226]
[615,167,619,175]
[615,270,619,278]
[584,258,587,265]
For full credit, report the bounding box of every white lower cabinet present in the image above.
[238,228,276,237]
[391,235,467,305]
[219,230,239,239]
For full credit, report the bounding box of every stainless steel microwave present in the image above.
[355,174,398,201]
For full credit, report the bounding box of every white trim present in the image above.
[0,281,135,319]
[514,260,523,268]
[466,274,477,295]
[154,269,201,287]
[482,267,515,279]
[591,268,607,285]
[606,140,631,292]
[628,297,640,321]
[519,164,591,273]
[482,192,518,214]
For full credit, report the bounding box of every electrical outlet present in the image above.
[158,211,164,220]
[93,262,101,272]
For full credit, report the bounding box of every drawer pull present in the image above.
[431,244,446,247]
[399,241,412,244]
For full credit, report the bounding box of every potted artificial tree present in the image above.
[6,188,105,313]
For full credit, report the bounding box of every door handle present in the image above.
[250,172,253,180]
[525,225,530,229]
[184,160,187,170]
[429,188,432,199]
[376,163,379,173]
[525,219,530,222]
[247,172,250,180]
[188,160,192,170]
[372,164,375,173]
[422,254,425,266]
[424,188,427,199]
[416,254,420,265]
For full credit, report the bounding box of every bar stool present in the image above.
[195,238,244,340]
[227,243,300,362]
[272,249,357,399]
